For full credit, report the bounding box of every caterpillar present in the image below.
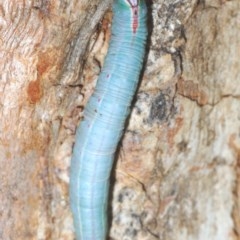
[70,0,148,239]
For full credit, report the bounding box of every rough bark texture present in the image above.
[0,1,111,239]
[0,0,240,240]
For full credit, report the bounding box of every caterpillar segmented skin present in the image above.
[70,0,148,239]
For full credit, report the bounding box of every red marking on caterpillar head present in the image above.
[132,6,139,33]
[126,0,139,34]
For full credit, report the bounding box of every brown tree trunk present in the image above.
[1,0,239,240]
[0,1,111,239]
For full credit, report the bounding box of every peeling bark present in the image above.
[0,1,111,239]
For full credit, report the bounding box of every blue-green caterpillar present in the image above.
[70,0,148,239]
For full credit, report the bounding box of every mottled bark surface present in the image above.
[0,1,111,239]
[0,0,240,240]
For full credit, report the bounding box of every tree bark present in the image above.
[0,0,239,240]
[0,1,111,239]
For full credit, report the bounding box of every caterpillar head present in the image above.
[115,0,141,8]
[114,0,146,33]
[126,0,138,7]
